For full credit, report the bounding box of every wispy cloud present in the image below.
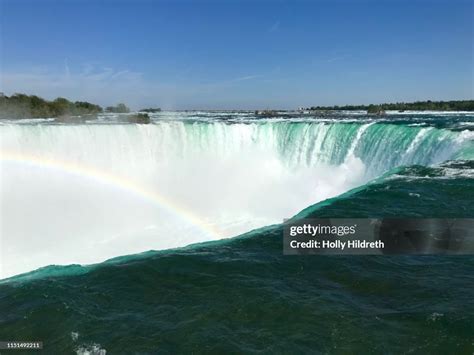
[199,74,263,88]
[1,64,264,110]
[64,58,70,79]
[268,21,280,33]
[326,55,348,63]
[1,64,150,107]
[311,53,351,66]
[231,75,262,82]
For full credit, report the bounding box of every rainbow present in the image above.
[0,151,221,238]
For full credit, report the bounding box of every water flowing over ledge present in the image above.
[1,116,473,278]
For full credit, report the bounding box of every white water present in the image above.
[0,121,469,278]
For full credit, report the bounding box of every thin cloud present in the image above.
[311,54,351,66]
[231,75,262,82]
[326,55,348,63]
[268,21,280,33]
[1,65,263,110]
[203,74,263,87]
[1,64,148,107]
[1,64,235,110]
[64,58,70,79]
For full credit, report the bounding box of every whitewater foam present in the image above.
[0,119,471,278]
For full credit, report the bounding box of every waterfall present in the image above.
[0,120,471,277]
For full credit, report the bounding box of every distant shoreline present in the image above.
[1,93,473,119]
[303,100,474,113]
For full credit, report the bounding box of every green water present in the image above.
[1,114,473,354]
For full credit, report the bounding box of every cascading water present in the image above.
[1,117,472,278]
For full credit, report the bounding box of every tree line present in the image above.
[0,93,103,119]
[0,93,137,119]
[307,100,474,112]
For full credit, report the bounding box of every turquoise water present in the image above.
[0,112,473,353]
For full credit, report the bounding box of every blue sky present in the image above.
[0,0,472,109]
